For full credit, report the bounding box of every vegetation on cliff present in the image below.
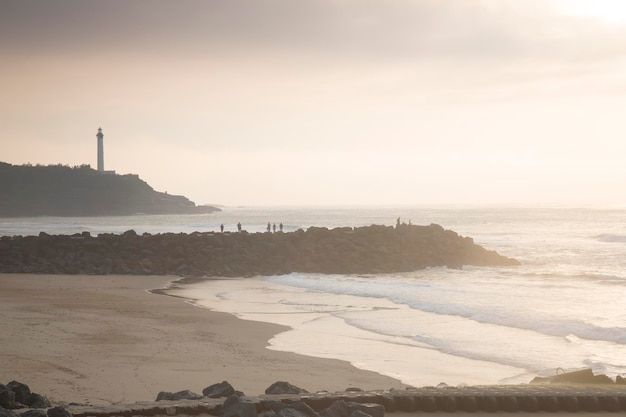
[0,162,219,217]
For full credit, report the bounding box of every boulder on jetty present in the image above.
[265,382,308,395]
[319,400,384,417]
[531,368,615,385]
[7,379,626,417]
[260,400,318,417]
[46,407,73,417]
[203,382,238,398]
[156,390,203,401]
[0,224,519,277]
[0,381,50,410]
[221,395,257,417]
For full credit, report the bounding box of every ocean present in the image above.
[3,205,626,387]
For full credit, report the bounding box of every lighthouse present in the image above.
[96,127,104,172]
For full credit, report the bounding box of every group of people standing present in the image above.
[218,222,283,233]
[219,223,242,233]
[266,222,283,233]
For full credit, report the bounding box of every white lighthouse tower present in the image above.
[96,127,104,172]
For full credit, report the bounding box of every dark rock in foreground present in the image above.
[0,385,19,410]
[64,384,626,416]
[265,382,308,396]
[46,406,73,417]
[19,410,47,417]
[319,400,384,417]
[27,395,51,409]
[7,375,626,417]
[156,391,203,402]
[0,381,49,411]
[202,382,237,399]
[6,382,30,406]
[531,368,615,385]
[0,224,519,277]
[260,400,317,417]
[221,395,257,417]
[0,408,19,417]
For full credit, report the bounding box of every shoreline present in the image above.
[3,273,625,416]
[167,276,530,388]
[0,273,406,405]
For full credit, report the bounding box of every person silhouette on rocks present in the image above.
[220,224,224,233]
[272,223,276,233]
[237,222,242,232]
[279,223,283,232]
[267,222,271,233]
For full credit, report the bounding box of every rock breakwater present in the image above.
[5,377,626,417]
[0,224,519,277]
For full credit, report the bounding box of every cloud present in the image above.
[3,0,626,66]
[3,0,626,206]
[4,0,626,120]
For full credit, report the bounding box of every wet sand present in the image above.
[0,274,406,406]
[2,274,622,416]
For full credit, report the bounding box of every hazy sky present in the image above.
[3,0,626,207]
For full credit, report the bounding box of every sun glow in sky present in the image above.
[2,0,626,207]
[556,0,626,24]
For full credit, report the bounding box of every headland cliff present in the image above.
[0,162,219,217]
[0,224,519,276]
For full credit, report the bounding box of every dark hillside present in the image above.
[0,162,219,217]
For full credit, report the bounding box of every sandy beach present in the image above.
[2,273,625,417]
[0,274,406,406]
